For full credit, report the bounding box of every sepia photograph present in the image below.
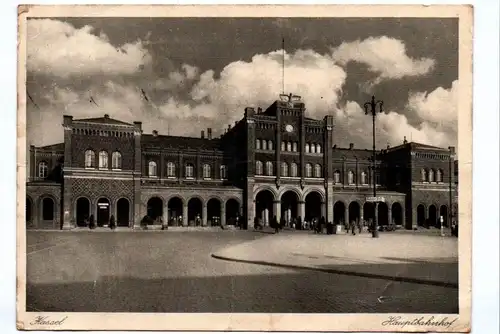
[17,5,473,332]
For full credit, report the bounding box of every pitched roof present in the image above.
[142,134,222,151]
[38,143,64,152]
[73,115,133,126]
[386,141,448,153]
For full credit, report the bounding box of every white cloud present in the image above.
[27,19,152,77]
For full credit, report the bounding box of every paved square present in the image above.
[26,230,458,313]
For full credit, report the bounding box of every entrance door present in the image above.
[97,198,111,226]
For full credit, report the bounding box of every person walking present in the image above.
[272,215,279,234]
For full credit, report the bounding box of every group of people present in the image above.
[81,214,117,230]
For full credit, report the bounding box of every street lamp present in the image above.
[364,95,384,238]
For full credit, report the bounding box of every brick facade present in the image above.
[25,95,458,230]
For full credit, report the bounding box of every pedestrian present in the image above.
[351,220,356,235]
[272,216,279,233]
[109,215,116,230]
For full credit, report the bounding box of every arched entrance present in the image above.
[116,198,130,227]
[26,197,32,226]
[255,190,275,226]
[377,202,389,226]
[226,199,240,225]
[41,197,55,221]
[167,197,183,226]
[96,197,111,227]
[75,197,90,227]
[147,197,163,226]
[439,205,448,227]
[207,198,221,226]
[188,198,203,226]
[348,202,361,225]
[428,205,438,227]
[333,201,346,225]
[363,202,375,224]
[417,204,426,226]
[391,202,403,225]
[305,191,322,222]
[281,190,299,225]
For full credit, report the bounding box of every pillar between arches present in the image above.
[321,201,326,219]
[273,200,281,222]
[202,203,208,227]
[182,202,188,227]
[298,201,305,220]
[221,202,226,226]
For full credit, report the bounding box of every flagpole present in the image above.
[282,37,285,94]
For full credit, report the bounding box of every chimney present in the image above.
[133,121,142,131]
[349,143,354,150]
[104,114,109,119]
[228,124,231,130]
[207,128,212,140]
[448,146,455,155]
[201,130,205,139]
[152,130,158,137]
[387,144,390,149]
[403,136,408,144]
[257,107,262,113]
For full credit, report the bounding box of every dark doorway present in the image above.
[225,199,240,225]
[26,197,32,225]
[333,201,346,225]
[363,202,375,223]
[147,197,163,222]
[96,198,111,227]
[116,198,130,227]
[76,197,90,227]
[417,204,426,226]
[378,202,389,226]
[188,198,203,226]
[42,197,54,221]
[255,190,274,226]
[305,192,322,222]
[168,197,183,226]
[392,202,403,225]
[428,205,438,227]
[207,198,221,226]
[440,205,448,227]
[348,202,360,225]
[281,191,299,224]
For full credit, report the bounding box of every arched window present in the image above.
[167,162,176,177]
[316,144,322,154]
[361,171,368,184]
[314,164,322,178]
[185,163,194,179]
[203,164,211,179]
[84,150,95,168]
[310,144,316,154]
[333,170,341,183]
[347,170,355,184]
[98,151,108,169]
[220,165,227,179]
[148,161,157,177]
[38,161,48,178]
[421,168,428,182]
[262,140,267,150]
[287,142,292,152]
[292,142,298,152]
[265,161,274,176]
[268,140,273,150]
[255,161,263,175]
[290,163,298,177]
[428,169,435,182]
[281,141,286,151]
[436,169,443,183]
[111,151,122,169]
[305,163,312,178]
[305,143,310,153]
[256,139,261,150]
[281,162,289,177]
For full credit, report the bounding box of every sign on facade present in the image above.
[365,196,385,203]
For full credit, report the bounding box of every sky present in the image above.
[26,17,458,150]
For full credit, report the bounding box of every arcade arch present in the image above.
[147,197,163,221]
[96,197,111,227]
[255,189,275,226]
[391,202,403,225]
[75,197,91,227]
[207,198,221,226]
[167,197,183,226]
[281,190,299,224]
[333,201,346,225]
[116,198,130,227]
[188,197,203,226]
[348,202,361,225]
[304,191,322,222]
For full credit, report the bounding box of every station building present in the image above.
[25,94,458,230]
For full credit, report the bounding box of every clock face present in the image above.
[285,124,294,133]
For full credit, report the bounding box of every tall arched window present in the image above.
[265,161,274,176]
[220,165,227,179]
[256,139,261,150]
[290,163,298,177]
[281,141,286,151]
[38,161,48,178]
[305,163,312,178]
[185,163,194,179]
[287,142,292,152]
[436,169,443,183]
[111,151,122,169]
[421,168,428,182]
[314,164,322,178]
[347,170,355,184]
[292,142,298,152]
[85,150,95,168]
[148,161,157,177]
[310,144,316,153]
[203,164,211,179]
[99,151,108,169]
[305,143,310,153]
[268,140,273,150]
[255,161,263,175]
[167,162,176,177]
[333,170,341,183]
[361,171,367,184]
[428,169,435,182]
[316,144,322,154]
[262,140,267,150]
[281,162,289,177]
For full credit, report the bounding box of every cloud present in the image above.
[27,19,152,78]
[331,36,435,91]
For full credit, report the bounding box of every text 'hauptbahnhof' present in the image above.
[26,94,458,230]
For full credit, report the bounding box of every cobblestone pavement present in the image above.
[26,231,458,313]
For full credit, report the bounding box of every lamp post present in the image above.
[364,95,384,238]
